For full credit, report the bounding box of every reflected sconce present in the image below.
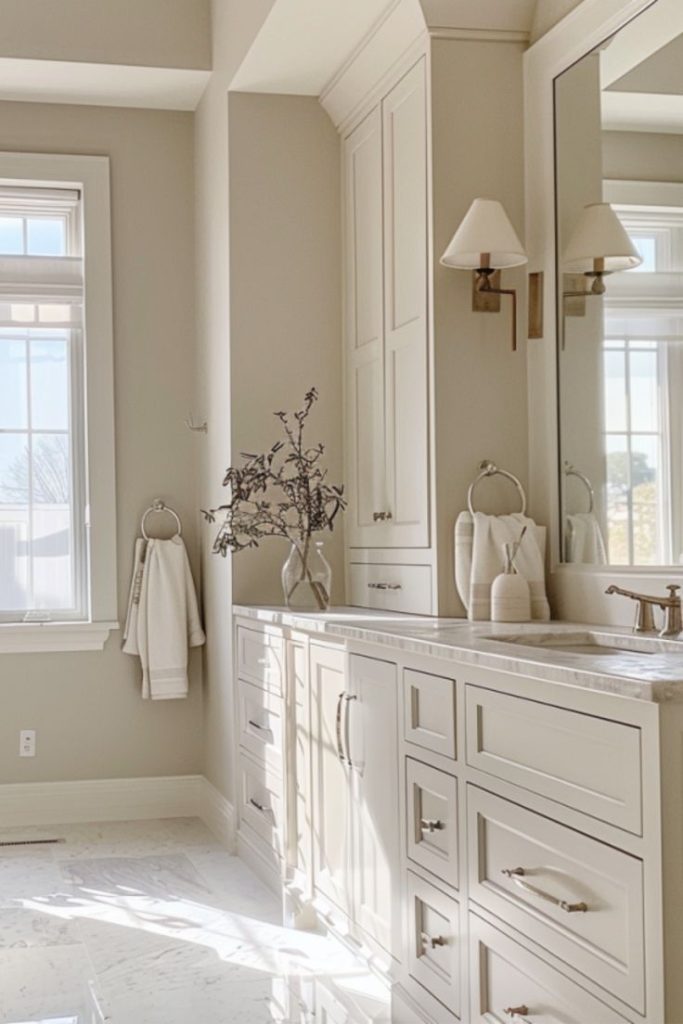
[440,198,542,352]
[563,202,642,303]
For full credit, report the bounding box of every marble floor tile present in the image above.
[0,906,81,949]
[0,848,69,908]
[0,945,109,1023]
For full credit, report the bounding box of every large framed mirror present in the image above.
[554,0,683,569]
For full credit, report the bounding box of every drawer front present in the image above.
[348,562,433,614]
[404,667,457,758]
[236,625,284,694]
[238,679,284,774]
[239,753,285,858]
[470,914,629,1023]
[407,871,461,1017]
[406,758,459,889]
[466,685,642,833]
[468,787,644,1011]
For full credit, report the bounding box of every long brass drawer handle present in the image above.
[367,582,403,591]
[504,1006,531,1021]
[335,692,346,763]
[249,797,269,815]
[247,719,270,734]
[502,867,588,914]
[420,818,445,833]
[420,931,447,949]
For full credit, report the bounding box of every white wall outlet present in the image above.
[19,730,36,757]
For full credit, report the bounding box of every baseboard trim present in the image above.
[200,777,236,851]
[0,774,235,846]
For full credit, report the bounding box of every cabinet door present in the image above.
[382,58,430,548]
[348,654,401,956]
[310,643,353,916]
[344,107,389,547]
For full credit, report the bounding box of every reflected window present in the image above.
[602,338,666,565]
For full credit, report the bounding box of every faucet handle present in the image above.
[667,584,681,600]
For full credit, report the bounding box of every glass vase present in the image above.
[282,539,332,612]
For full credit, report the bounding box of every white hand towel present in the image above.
[454,510,474,611]
[565,512,607,565]
[468,512,550,622]
[123,537,205,700]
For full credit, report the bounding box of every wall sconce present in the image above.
[440,198,539,352]
[563,202,642,300]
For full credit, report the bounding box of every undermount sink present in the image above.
[490,631,670,657]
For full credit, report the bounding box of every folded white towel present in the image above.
[123,537,205,700]
[466,511,550,622]
[565,512,607,565]
[454,510,474,611]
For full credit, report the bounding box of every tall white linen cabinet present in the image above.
[328,6,529,617]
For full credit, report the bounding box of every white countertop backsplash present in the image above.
[233,605,683,703]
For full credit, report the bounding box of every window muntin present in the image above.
[0,187,86,622]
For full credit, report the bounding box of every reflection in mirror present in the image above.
[555,0,683,567]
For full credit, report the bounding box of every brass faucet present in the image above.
[605,583,682,637]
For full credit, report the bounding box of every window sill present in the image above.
[0,621,119,654]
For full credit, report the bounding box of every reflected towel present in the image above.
[458,511,550,621]
[565,513,607,565]
[123,537,205,699]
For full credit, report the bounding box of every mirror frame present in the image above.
[522,0,681,625]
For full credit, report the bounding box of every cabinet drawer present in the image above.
[406,759,458,889]
[237,680,284,774]
[238,753,285,859]
[468,787,644,1011]
[404,668,456,758]
[348,562,433,614]
[406,871,461,1017]
[236,625,284,694]
[470,914,629,1023]
[465,685,642,833]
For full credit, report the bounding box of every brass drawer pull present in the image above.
[502,867,588,914]
[421,931,448,949]
[335,692,346,763]
[504,1006,531,1020]
[249,797,269,814]
[420,818,445,833]
[247,719,269,733]
[367,582,403,591]
[372,511,393,522]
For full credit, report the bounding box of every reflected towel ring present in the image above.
[467,460,527,516]
[141,499,182,540]
[564,461,595,514]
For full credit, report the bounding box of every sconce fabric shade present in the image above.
[563,203,642,273]
[440,198,528,270]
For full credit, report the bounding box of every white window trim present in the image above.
[0,153,117,653]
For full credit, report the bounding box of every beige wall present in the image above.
[0,101,203,784]
[194,0,276,800]
[0,0,211,69]
[603,130,683,183]
[530,0,585,43]
[228,92,343,606]
[430,38,529,614]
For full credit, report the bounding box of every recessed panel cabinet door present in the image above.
[348,654,401,957]
[382,58,430,548]
[344,107,388,547]
[310,644,352,917]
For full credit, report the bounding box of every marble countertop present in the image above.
[233,604,683,703]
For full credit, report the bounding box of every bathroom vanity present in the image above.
[232,605,683,1024]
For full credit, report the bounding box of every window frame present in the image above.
[0,153,117,652]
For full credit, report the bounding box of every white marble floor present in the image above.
[0,818,388,1024]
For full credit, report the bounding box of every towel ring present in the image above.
[564,461,595,514]
[141,499,182,540]
[467,460,527,516]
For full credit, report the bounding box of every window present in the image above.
[0,154,116,650]
[0,187,86,620]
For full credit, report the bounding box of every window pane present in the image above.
[629,349,658,432]
[630,234,657,272]
[0,216,23,254]
[633,502,659,564]
[30,335,69,430]
[27,217,66,256]
[0,432,28,503]
[604,349,627,431]
[30,433,73,609]
[0,337,27,428]
[631,433,658,487]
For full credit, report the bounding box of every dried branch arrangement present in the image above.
[203,388,346,605]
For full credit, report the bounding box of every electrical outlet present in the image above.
[19,730,36,757]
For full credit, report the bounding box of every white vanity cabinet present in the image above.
[233,610,678,1024]
[344,56,430,555]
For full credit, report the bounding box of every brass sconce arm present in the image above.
[475,267,518,352]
